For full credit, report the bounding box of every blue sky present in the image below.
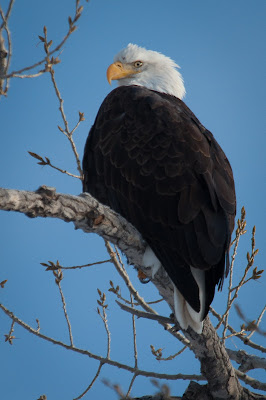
[1,1,265,399]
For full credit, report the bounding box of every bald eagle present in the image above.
[83,44,236,333]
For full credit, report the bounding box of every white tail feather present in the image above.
[187,267,206,323]
[173,284,204,334]
[142,247,205,333]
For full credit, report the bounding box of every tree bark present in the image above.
[0,186,263,400]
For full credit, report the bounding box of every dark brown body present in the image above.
[83,85,236,317]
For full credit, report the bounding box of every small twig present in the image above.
[126,294,138,396]
[73,363,104,400]
[41,258,112,271]
[0,302,204,382]
[69,115,84,136]
[126,374,137,398]
[223,329,246,340]
[109,280,163,307]
[102,304,111,359]
[54,269,74,347]
[146,298,164,305]
[36,319,41,333]
[0,0,14,94]
[105,241,157,314]
[97,289,111,358]
[74,281,112,399]
[221,207,247,340]
[45,161,81,179]
[105,241,191,349]
[10,71,46,79]
[0,3,83,80]
[49,67,83,177]
[246,304,266,340]
[151,344,188,362]
[235,304,266,337]
[74,299,110,399]
[116,300,174,325]
[58,280,74,346]
[131,296,138,368]
[43,160,81,179]
[4,319,15,344]
[28,151,82,179]
[0,0,15,30]
[210,307,266,353]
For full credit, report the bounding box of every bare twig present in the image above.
[40,18,85,179]
[223,329,246,340]
[0,25,8,95]
[126,374,137,398]
[151,344,188,362]
[220,207,247,339]
[0,0,15,30]
[36,319,41,333]
[0,302,204,383]
[49,68,83,177]
[0,0,14,94]
[235,304,266,337]
[73,362,104,400]
[216,208,260,340]
[246,305,266,340]
[210,307,266,353]
[28,151,81,179]
[105,241,191,349]
[116,300,173,325]
[97,290,111,359]
[109,279,163,307]
[54,269,74,347]
[11,71,47,79]
[105,241,157,315]
[74,273,112,399]
[4,319,15,344]
[69,112,85,136]
[131,296,138,369]
[41,258,112,271]
[126,294,138,397]
[0,3,84,81]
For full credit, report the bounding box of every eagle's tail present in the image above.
[173,266,206,334]
[142,246,206,334]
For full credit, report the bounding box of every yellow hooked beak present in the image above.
[106,62,138,84]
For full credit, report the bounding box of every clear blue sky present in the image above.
[1,1,265,399]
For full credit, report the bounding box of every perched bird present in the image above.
[82,44,236,333]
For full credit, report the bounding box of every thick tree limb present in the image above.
[0,186,264,399]
[0,186,145,263]
[227,349,266,372]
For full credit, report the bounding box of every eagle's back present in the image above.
[83,85,236,316]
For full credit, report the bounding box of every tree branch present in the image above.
[0,301,204,384]
[0,185,263,399]
[226,349,266,373]
[116,300,174,325]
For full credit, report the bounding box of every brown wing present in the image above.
[83,85,236,315]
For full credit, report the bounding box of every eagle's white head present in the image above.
[107,43,186,100]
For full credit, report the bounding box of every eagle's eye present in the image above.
[134,61,143,68]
